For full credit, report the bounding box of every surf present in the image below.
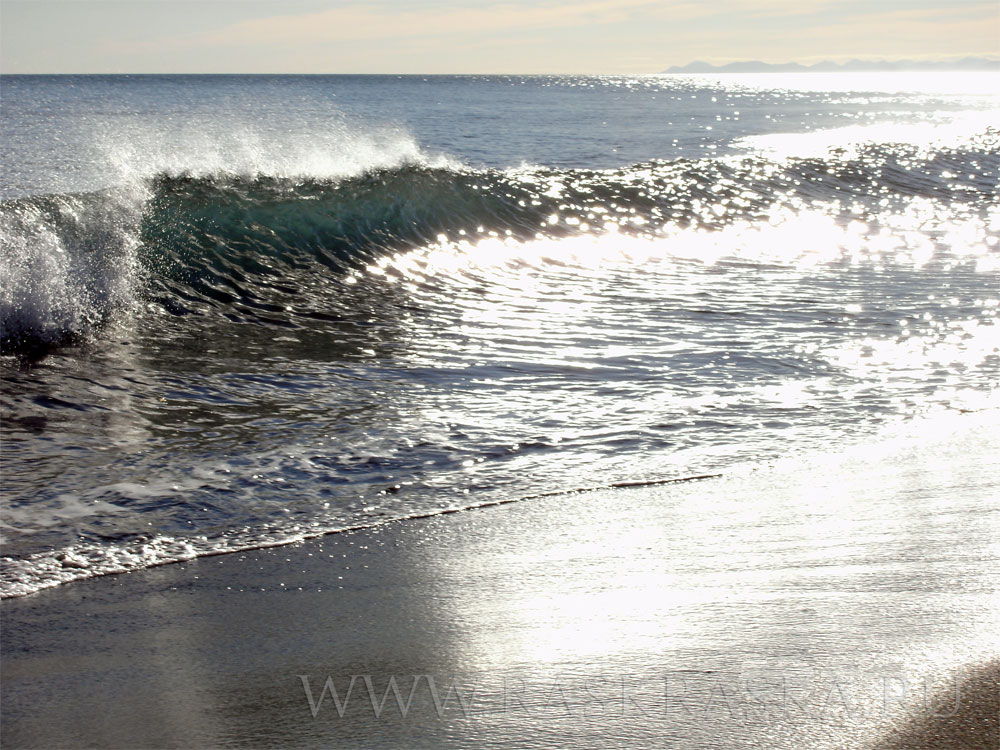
[3,134,997,353]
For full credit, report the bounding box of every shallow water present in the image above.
[3,409,998,749]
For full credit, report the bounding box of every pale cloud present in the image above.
[177,0,668,48]
[128,0,848,55]
[664,0,838,18]
[10,0,998,74]
[793,4,1000,56]
[833,2,999,26]
[664,3,1000,64]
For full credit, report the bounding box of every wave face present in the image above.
[4,135,997,347]
[2,74,999,598]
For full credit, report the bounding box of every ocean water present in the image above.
[1,73,998,599]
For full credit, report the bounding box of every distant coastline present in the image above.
[663,57,1000,73]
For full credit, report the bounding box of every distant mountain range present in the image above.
[663,57,1000,73]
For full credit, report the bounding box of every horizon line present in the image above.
[4,55,999,77]
[5,66,1000,77]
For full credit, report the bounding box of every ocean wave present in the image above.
[2,135,997,351]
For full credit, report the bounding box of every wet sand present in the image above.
[2,412,999,749]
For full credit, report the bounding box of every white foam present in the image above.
[0,185,146,344]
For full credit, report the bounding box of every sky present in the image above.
[1,0,998,74]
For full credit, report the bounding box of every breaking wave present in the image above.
[3,131,997,352]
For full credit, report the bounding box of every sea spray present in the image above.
[0,185,147,347]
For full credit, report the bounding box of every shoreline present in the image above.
[3,411,999,748]
[0,472,722,601]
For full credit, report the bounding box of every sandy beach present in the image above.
[3,410,999,749]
